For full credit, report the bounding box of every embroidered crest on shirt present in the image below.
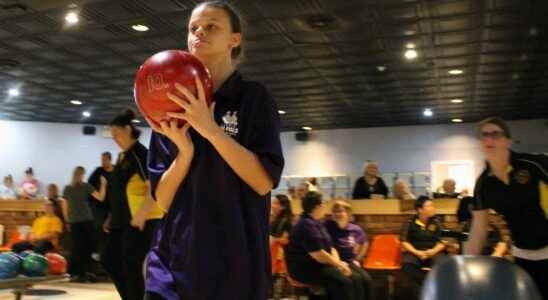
[221,111,239,136]
[515,169,531,184]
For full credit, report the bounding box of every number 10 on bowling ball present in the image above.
[134,50,214,127]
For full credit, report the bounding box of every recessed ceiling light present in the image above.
[448,69,463,75]
[450,99,463,103]
[423,108,433,117]
[70,100,82,105]
[65,12,79,25]
[82,111,91,118]
[405,42,416,49]
[302,126,312,131]
[8,88,19,97]
[132,24,149,32]
[278,110,286,115]
[132,119,141,123]
[404,49,418,60]
[377,65,386,72]
[404,30,416,36]
[452,118,463,123]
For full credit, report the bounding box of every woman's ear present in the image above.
[231,32,241,49]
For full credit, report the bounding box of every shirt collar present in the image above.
[485,150,516,176]
[413,215,433,228]
[124,140,141,154]
[215,71,242,101]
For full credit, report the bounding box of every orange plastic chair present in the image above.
[270,239,288,275]
[363,234,402,270]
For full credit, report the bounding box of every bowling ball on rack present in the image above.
[45,253,67,275]
[21,253,48,277]
[0,252,22,279]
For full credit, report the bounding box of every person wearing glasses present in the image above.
[465,117,548,299]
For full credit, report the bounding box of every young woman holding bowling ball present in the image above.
[144,2,284,300]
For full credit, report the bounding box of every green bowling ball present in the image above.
[21,253,48,277]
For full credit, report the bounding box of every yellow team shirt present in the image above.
[31,215,63,247]
[126,174,164,220]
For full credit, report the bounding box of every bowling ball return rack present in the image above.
[0,275,69,300]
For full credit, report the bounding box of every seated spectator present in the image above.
[20,167,40,199]
[433,178,460,198]
[352,162,388,199]
[397,196,446,300]
[0,175,17,200]
[271,194,294,243]
[287,186,297,202]
[270,194,294,297]
[11,200,64,254]
[295,182,309,201]
[393,179,416,201]
[285,191,370,300]
[456,196,507,256]
[270,194,294,272]
[306,177,320,192]
[324,200,372,298]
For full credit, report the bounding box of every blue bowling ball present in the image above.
[0,252,22,279]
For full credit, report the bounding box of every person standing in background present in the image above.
[88,151,114,259]
[63,166,106,282]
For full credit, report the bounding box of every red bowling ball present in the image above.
[45,253,67,275]
[134,50,214,127]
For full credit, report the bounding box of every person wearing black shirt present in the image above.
[397,196,446,300]
[465,117,548,299]
[101,110,164,300]
[88,151,113,256]
[352,162,389,199]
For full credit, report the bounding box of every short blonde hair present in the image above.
[332,200,353,214]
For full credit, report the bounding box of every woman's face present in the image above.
[47,185,58,198]
[311,202,325,220]
[271,197,282,217]
[187,5,241,61]
[110,125,131,149]
[479,123,512,159]
[394,181,406,195]
[75,169,85,182]
[365,164,378,177]
[333,207,349,225]
[443,180,456,193]
[419,200,436,218]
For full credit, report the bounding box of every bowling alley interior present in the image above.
[1,0,548,299]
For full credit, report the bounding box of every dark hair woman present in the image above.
[101,109,164,300]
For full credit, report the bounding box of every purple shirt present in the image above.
[285,214,333,274]
[324,219,367,262]
[145,71,284,300]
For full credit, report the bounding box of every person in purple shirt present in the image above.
[324,200,372,299]
[143,2,284,300]
[285,192,371,300]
